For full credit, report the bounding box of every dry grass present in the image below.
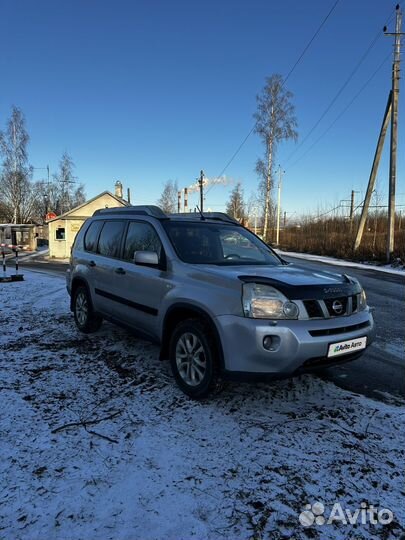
[275,214,404,263]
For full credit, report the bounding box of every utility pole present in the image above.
[33,165,51,217]
[349,190,360,233]
[349,190,355,222]
[349,189,355,234]
[385,4,403,261]
[354,92,392,251]
[198,170,205,213]
[275,165,284,246]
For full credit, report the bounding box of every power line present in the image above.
[284,37,381,165]
[284,3,401,166]
[214,128,255,185]
[283,0,341,85]
[286,51,391,171]
[206,0,341,193]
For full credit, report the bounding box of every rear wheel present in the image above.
[169,318,222,398]
[73,285,102,333]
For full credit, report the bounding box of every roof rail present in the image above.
[93,205,167,218]
[169,212,240,224]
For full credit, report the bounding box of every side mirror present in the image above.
[134,250,159,266]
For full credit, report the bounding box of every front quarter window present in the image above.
[123,222,163,262]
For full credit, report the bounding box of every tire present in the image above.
[169,318,223,399]
[73,285,103,334]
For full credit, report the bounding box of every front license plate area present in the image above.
[328,336,367,358]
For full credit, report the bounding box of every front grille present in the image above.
[303,300,324,318]
[324,296,348,317]
[302,294,361,320]
[308,320,370,337]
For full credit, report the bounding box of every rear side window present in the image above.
[123,222,163,261]
[84,221,103,252]
[97,221,126,258]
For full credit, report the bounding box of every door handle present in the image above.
[88,260,96,267]
[115,267,126,275]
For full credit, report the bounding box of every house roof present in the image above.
[47,191,130,223]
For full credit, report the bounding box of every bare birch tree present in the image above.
[157,179,178,213]
[30,154,85,221]
[226,182,246,222]
[54,152,77,213]
[253,75,297,240]
[0,106,36,223]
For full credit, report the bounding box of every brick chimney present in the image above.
[114,180,123,199]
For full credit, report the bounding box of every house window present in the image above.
[56,227,66,240]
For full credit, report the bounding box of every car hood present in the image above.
[195,262,346,285]
[193,263,361,300]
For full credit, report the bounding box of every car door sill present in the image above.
[100,313,160,344]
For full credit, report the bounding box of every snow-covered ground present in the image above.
[1,271,404,540]
[276,249,405,276]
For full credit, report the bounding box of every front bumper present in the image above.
[215,308,375,376]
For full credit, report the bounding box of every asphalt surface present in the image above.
[18,254,405,403]
[19,257,69,276]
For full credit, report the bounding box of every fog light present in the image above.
[263,336,273,350]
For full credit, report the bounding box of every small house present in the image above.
[48,189,130,258]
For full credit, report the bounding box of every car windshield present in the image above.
[163,221,282,265]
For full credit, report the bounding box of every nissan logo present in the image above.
[332,300,344,314]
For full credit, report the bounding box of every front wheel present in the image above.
[73,285,103,333]
[169,319,223,399]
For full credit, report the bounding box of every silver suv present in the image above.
[67,206,375,398]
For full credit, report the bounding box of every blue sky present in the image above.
[1,0,404,217]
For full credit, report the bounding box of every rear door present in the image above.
[110,220,167,338]
[81,219,104,309]
[91,220,127,316]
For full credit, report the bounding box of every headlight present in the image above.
[359,289,367,310]
[242,283,299,319]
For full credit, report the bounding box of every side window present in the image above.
[123,222,163,261]
[84,221,103,252]
[97,221,126,258]
[55,227,66,240]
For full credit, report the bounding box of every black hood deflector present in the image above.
[238,275,361,300]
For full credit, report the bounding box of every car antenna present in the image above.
[196,205,206,220]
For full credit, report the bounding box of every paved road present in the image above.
[283,255,405,403]
[19,257,69,277]
[19,254,405,403]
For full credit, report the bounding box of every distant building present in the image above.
[48,190,129,258]
[0,224,37,251]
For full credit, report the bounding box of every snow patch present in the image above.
[277,250,405,276]
[1,271,404,539]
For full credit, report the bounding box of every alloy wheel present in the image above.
[75,291,88,327]
[175,332,207,386]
